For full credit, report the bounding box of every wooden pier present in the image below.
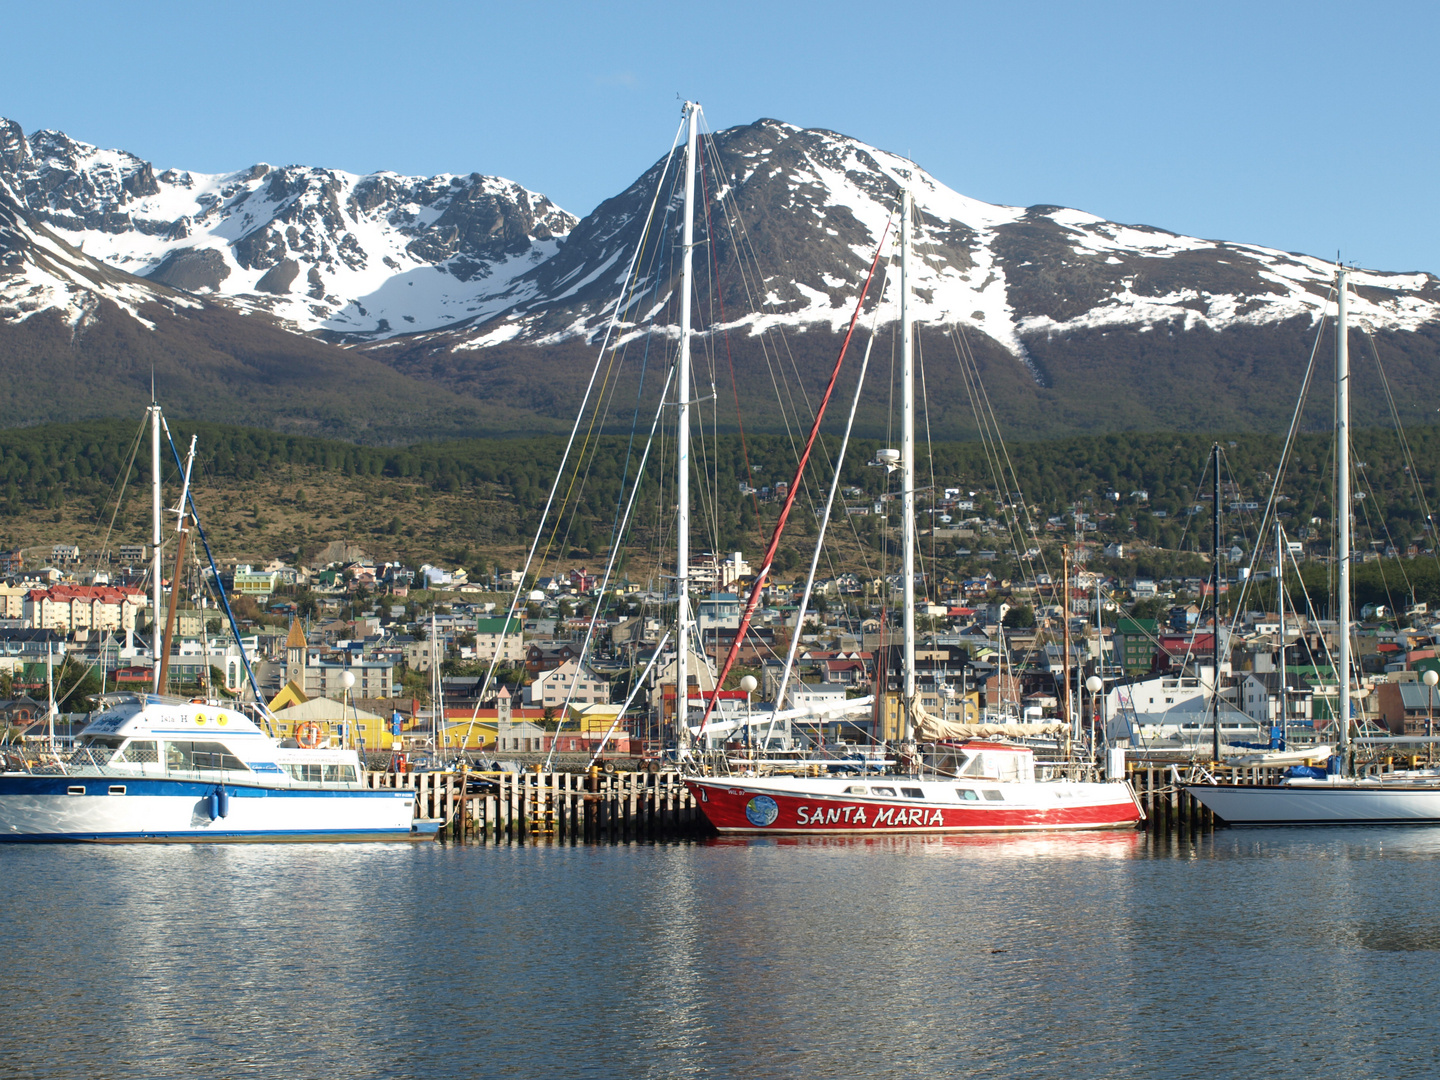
[368,761,1421,843]
[364,768,705,842]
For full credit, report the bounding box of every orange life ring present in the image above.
[296,721,324,749]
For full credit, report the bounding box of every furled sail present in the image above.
[912,703,1064,740]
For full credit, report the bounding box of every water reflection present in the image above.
[2,832,1439,1079]
[705,829,1146,860]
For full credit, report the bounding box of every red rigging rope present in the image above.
[696,222,892,738]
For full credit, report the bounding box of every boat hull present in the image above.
[687,777,1143,834]
[1186,783,1440,826]
[0,775,418,842]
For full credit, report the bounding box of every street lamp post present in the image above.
[1425,669,1438,766]
[340,669,356,752]
[1085,674,1104,765]
[740,674,757,763]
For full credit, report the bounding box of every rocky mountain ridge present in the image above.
[2,113,1438,439]
[0,118,576,341]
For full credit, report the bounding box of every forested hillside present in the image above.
[1,420,1436,590]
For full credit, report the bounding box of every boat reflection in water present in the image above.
[704,828,1145,860]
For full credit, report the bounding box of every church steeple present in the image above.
[285,618,308,690]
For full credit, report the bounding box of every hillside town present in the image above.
[5,523,1440,760]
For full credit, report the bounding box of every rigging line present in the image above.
[159,422,271,731]
[916,325,938,603]
[542,153,688,571]
[694,142,801,459]
[696,135,762,526]
[772,271,886,720]
[950,323,1048,584]
[1366,331,1440,583]
[1173,440,1215,559]
[688,152,837,565]
[1353,460,1410,613]
[1224,295,1332,625]
[697,222,891,737]
[950,327,1031,586]
[473,116,688,713]
[95,418,148,570]
[548,184,682,565]
[539,368,676,770]
[585,627,673,768]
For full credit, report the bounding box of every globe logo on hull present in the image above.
[744,795,779,827]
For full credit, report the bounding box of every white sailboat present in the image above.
[686,185,1142,833]
[1186,269,1440,825]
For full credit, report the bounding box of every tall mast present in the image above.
[157,435,196,695]
[150,403,163,695]
[1337,268,1352,770]
[1277,520,1286,748]
[1211,441,1221,761]
[1061,544,1071,759]
[675,101,700,750]
[900,189,916,752]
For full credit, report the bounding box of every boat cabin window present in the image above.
[982,790,1004,801]
[955,788,981,801]
[959,756,988,777]
[901,787,924,799]
[118,740,157,764]
[285,763,358,783]
[83,736,125,751]
[165,741,248,772]
[870,786,897,797]
[843,786,868,795]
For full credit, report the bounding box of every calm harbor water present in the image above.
[2,829,1439,1080]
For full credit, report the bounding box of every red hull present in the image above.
[687,779,1143,833]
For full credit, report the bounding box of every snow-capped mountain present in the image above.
[6,115,1438,364]
[3,113,1439,439]
[0,117,576,340]
[428,119,1440,371]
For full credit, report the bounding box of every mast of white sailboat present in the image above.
[899,189,916,758]
[1062,544,1072,760]
[1211,441,1221,762]
[150,403,163,695]
[1277,520,1286,748]
[675,101,700,752]
[1337,268,1352,772]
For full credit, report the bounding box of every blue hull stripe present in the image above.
[0,777,413,799]
[0,828,417,844]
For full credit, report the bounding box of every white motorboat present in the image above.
[0,694,418,842]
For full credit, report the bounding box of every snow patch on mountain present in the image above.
[0,118,577,341]
[0,176,196,333]
[2,114,1438,370]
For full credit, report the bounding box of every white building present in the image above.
[526,659,609,708]
[475,616,524,665]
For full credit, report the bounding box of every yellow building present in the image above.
[877,689,982,741]
[565,703,625,733]
[438,719,498,750]
[266,695,396,750]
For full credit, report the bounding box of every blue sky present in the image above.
[4,0,1436,272]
